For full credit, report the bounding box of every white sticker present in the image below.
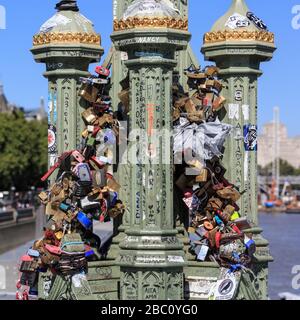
[242,104,250,121]
[244,151,249,182]
[225,13,250,30]
[72,274,87,288]
[40,13,72,33]
[228,104,240,120]
[121,52,128,61]
[212,275,238,300]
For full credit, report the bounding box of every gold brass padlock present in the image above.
[205,66,219,77]
[38,191,48,204]
[195,169,208,183]
[79,83,99,103]
[82,108,97,125]
[118,89,130,113]
[213,80,223,93]
[81,128,89,139]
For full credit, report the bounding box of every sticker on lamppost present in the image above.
[247,12,268,30]
[0,5,6,30]
[244,125,257,151]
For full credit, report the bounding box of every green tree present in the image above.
[260,159,299,176]
[0,110,47,191]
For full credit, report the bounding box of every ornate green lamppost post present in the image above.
[112,0,190,300]
[109,0,198,262]
[31,0,103,168]
[202,0,276,299]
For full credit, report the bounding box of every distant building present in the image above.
[25,97,47,121]
[0,82,46,121]
[0,82,18,113]
[258,122,300,169]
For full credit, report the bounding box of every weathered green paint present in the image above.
[201,0,276,300]
[111,24,190,300]
[31,4,103,163]
[31,2,102,300]
[111,0,199,264]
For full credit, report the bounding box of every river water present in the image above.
[259,212,300,300]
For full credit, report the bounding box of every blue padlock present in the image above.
[77,211,93,230]
[59,203,70,212]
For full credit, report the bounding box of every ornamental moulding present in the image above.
[33,32,101,46]
[113,17,188,31]
[204,30,274,44]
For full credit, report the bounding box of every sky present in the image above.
[0,0,299,135]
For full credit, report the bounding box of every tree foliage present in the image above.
[259,159,300,176]
[0,111,47,191]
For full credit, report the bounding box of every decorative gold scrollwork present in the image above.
[33,32,101,46]
[204,30,274,44]
[113,17,188,31]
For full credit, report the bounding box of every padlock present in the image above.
[233,217,252,231]
[107,177,121,192]
[77,211,93,230]
[108,201,125,219]
[212,80,223,93]
[244,236,256,257]
[195,169,208,183]
[215,210,230,224]
[79,76,108,85]
[59,203,70,213]
[81,108,97,125]
[195,244,209,261]
[230,211,240,221]
[118,89,130,113]
[73,181,92,198]
[87,136,96,147]
[204,66,219,77]
[62,177,70,191]
[212,96,226,111]
[89,156,104,170]
[95,65,110,78]
[81,129,89,139]
[214,215,224,226]
[71,150,85,163]
[205,79,215,89]
[73,163,92,183]
[195,226,207,237]
[38,191,48,204]
[91,169,106,187]
[79,84,99,103]
[27,249,40,258]
[188,227,196,234]
[203,220,215,231]
[81,196,100,211]
[98,114,114,127]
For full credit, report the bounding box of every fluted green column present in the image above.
[202,0,276,299]
[31,1,102,169]
[112,0,190,300]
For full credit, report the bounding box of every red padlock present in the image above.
[215,231,222,249]
[95,66,110,78]
[231,224,242,235]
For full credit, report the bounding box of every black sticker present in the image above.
[48,124,57,154]
[247,12,268,30]
[244,125,257,151]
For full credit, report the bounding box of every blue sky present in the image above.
[0,0,299,135]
